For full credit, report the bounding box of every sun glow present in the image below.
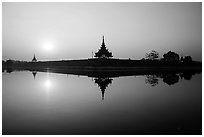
[43,42,53,52]
[45,79,51,89]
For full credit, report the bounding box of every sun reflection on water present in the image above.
[45,79,51,89]
[43,73,53,95]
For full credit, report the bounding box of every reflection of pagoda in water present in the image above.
[94,77,113,100]
[32,71,37,79]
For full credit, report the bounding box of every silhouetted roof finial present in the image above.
[94,36,113,58]
[32,54,37,62]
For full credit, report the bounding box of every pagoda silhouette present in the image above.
[94,77,113,100]
[32,54,37,62]
[95,36,113,58]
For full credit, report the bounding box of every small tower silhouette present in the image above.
[32,54,37,62]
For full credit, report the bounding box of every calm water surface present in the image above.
[2,71,202,135]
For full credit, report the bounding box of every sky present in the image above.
[2,2,202,61]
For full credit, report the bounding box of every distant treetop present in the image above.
[145,50,159,60]
[163,51,179,62]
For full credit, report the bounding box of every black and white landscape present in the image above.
[2,2,202,135]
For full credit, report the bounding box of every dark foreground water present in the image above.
[2,71,202,135]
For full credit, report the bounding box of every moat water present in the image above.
[2,70,202,135]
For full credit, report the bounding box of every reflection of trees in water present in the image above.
[180,72,192,80]
[6,68,13,73]
[94,77,113,100]
[145,71,197,86]
[161,73,179,85]
[2,68,6,72]
[3,67,200,90]
[145,75,159,86]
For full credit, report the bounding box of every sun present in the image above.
[43,42,53,52]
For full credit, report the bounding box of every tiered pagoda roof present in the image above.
[95,36,113,58]
[32,54,37,62]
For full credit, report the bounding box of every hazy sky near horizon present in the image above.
[3,2,202,61]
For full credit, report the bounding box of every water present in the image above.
[2,71,202,135]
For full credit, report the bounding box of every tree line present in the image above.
[2,50,200,68]
[144,50,193,63]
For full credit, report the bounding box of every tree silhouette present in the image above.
[163,51,179,62]
[183,56,192,63]
[6,59,14,66]
[145,50,159,60]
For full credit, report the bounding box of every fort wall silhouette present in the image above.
[2,36,202,73]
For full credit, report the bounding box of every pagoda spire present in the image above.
[94,36,113,58]
[102,36,105,45]
[32,54,37,62]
